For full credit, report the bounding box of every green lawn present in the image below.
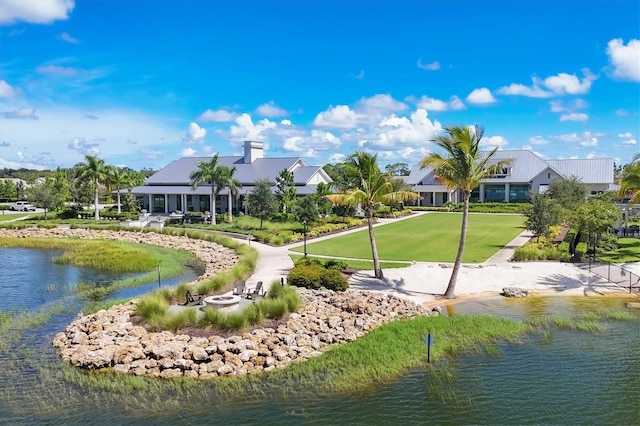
[0,213,31,222]
[292,212,526,263]
[289,254,410,269]
[598,238,640,263]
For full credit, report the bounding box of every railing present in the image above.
[581,257,640,294]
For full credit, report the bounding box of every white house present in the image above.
[130,141,332,214]
[406,150,617,206]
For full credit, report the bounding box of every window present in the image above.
[484,185,505,201]
[153,195,165,213]
[510,184,530,202]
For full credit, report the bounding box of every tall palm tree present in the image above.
[105,166,129,214]
[190,154,225,225]
[618,153,640,204]
[217,166,242,222]
[327,151,419,280]
[420,125,510,298]
[75,155,108,220]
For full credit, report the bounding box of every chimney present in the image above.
[244,140,264,163]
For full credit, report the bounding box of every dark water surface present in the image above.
[1,249,638,425]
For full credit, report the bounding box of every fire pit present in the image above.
[203,295,241,309]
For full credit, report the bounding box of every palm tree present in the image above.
[420,125,510,298]
[190,154,225,225]
[327,151,419,280]
[218,166,242,222]
[75,155,108,220]
[105,166,129,214]
[618,153,640,204]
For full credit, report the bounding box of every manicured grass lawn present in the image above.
[292,212,526,263]
[598,237,640,263]
[289,254,410,269]
[0,213,31,222]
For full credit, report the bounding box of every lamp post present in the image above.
[303,220,307,257]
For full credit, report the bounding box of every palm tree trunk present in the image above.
[210,190,217,225]
[445,193,469,298]
[227,192,233,222]
[367,208,384,279]
[116,190,122,214]
[94,184,100,220]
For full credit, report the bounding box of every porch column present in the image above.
[505,183,510,203]
[432,191,436,206]
[148,194,153,213]
[479,184,485,202]
[164,194,168,213]
[182,194,186,212]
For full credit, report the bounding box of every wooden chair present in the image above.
[246,281,264,299]
[181,290,203,306]
[232,280,246,296]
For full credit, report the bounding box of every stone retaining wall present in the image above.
[52,288,433,379]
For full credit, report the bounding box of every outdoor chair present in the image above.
[232,280,246,296]
[181,290,203,306]
[246,281,265,299]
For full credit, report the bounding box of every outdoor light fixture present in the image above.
[303,220,307,257]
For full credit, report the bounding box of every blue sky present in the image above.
[0,0,638,172]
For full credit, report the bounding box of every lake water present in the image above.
[1,248,638,425]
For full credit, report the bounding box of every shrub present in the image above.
[259,298,288,318]
[323,259,348,270]
[244,303,265,325]
[321,269,349,291]
[288,261,349,291]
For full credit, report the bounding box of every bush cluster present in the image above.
[287,258,349,291]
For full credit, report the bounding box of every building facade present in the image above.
[130,141,332,214]
[405,150,617,206]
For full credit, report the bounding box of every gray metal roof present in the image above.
[144,155,331,187]
[408,150,614,186]
[546,158,614,183]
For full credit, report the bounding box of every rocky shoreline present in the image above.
[2,227,433,379]
[53,288,433,378]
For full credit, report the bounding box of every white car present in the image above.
[9,201,37,211]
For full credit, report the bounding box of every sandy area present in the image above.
[347,261,640,305]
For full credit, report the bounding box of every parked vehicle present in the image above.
[9,201,36,211]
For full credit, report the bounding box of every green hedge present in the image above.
[288,258,349,291]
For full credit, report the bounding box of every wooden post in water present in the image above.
[425,333,434,363]
[157,263,161,288]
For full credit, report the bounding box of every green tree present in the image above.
[190,154,225,225]
[524,193,563,239]
[276,169,297,216]
[546,176,587,215]
[247,179,278,229]
[105,166,129,213]
[385,162,410,176]
[327,151,419,279]
[617,154,640,204]
[75,155,108,220]
[571,197,621,256]
[217,166,242,222]
[292,194,320,225]
[420,125,510,298]
[27,178,68,219]
[316,181,333,216]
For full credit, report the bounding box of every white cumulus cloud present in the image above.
[313,105,362,129]
[606,38,640,81]
[412,95,465,111]
[181,122,207,144]
[0,80,22,97]
[197,109,237,122]
[417,59,440,70]
[2,108,38,119]
[559,112,589,122]
[543,68,597,95]
[0,0,75,25]
[529,136,549,145]
[480,135,509,148]
[180,147,197,157]
[466,87,496,105]
[622,138,637,146]
[497,81,553,98]
[256,101,288,117]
